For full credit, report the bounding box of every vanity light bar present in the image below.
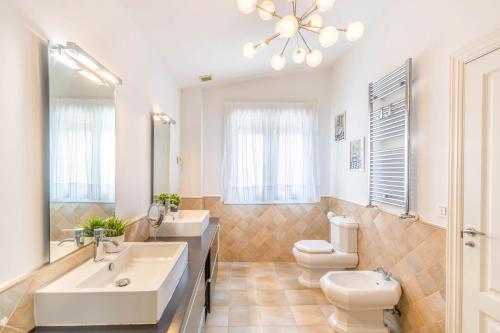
[49,41,122,86]
[152,112,176,125]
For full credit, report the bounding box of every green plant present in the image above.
[157,193,181,206]
[103,216,126,237]
[80,217,105,237]
[169,193,181,206]
[158,193,169,205]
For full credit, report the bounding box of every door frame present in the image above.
[447,30,500,333]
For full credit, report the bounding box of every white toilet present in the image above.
[292,213,358,288]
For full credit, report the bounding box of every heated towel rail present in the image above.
[368,58,415,219]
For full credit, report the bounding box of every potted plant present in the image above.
[157,193,181,212]
[103,216,126,253]
[80,217,105,245]
[168,193,181,212]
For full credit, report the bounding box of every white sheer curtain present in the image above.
[50,98,115,202]
[222,102,319,204]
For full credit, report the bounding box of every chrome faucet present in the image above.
[57,228,85,248]
[374,266,393,281]
[93,228,118,262]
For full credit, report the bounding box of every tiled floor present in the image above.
[206,262,335,333]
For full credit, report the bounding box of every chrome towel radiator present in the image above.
[368,58,415,219]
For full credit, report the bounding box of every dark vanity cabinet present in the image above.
[183,226,219,333]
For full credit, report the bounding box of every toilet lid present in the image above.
[295,240,334,254]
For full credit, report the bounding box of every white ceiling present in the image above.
[120,0,394,87]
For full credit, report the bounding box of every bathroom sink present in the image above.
[35,242,188,326]
[155,209,210,237]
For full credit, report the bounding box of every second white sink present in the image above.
[155,210,210,237]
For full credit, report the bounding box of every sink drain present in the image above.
[115,278,131,287]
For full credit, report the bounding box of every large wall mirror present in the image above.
[152,113,175,200]
[48,42,121,262]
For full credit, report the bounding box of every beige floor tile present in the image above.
[290,305,328,326]
[213,290,231,306]
[206,327,229,333]
[216,277,232,290]
[228,306,261,326]
[262,326,299,333]
[253,276,282,290]
[284,290,316,305]
[311,289,330,305]
[298,325,333,333]
[259,306,297,326]
[230,277,251,290]
[207,306,229,327]
[230,290,257,305]
[279,277,306,290]
[228,327,263,333]
[255,290,288,305]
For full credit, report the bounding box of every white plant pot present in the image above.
[104,234,125,253]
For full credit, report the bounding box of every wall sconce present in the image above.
[49,41,122,86]
[152,112,176,125]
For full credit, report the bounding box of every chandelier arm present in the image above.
[300,2,318,20]
[280,38,291,55]
[298,31,312,52]
[255,5,283,19]
[301,26,320,35]
[258,32,281,47]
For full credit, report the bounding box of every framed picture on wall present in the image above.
[349,137,365,171]
[334,112,346,141]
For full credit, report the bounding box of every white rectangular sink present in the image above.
[155,210,210,237]
[35,242,188,326]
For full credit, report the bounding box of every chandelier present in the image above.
[237,0,364,70]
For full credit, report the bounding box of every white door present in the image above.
[462,48,500,332]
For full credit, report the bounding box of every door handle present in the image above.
[461,227,486,237]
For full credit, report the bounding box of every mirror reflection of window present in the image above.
[48,42,118,262]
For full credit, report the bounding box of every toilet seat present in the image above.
[294,240,334,254]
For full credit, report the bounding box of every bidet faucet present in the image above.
[57,228,85,248]
[93,228,119,262]
[374,266,393,281]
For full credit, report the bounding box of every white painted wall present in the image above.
[181,70,332,197]
[0,1,180,286]
[329,0,500,227]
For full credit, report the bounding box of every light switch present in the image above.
[439,206,447,218]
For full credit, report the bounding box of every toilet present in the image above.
[320,271,402,333]
[292,213,358,288]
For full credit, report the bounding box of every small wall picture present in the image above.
[349,137,365,170]
[335,112,346,141]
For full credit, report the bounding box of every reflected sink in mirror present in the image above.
[154,210,210,237]
[35,242,188,326]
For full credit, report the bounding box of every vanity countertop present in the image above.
[32,218,220,333]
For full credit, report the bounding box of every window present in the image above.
[222,102,319,204]
[50,98,115,202]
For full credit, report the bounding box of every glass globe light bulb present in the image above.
[318,26,339,47]
[275,15,299,38]
[306,49,323,67]
[316,0,335,12]
[243,42,257,59]
[237,0,257,14]
[271,53,286,70]
[258,0,275,20]
[346,21,365,41]
[292,48,306,63]
[306,14,323,32]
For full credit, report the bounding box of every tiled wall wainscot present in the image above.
[0,216,150,333]
[330,198,446,333]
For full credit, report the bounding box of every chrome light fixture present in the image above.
[49,42,122,86]
[237,0,364,70]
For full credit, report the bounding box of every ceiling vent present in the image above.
[199,74,213,83]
